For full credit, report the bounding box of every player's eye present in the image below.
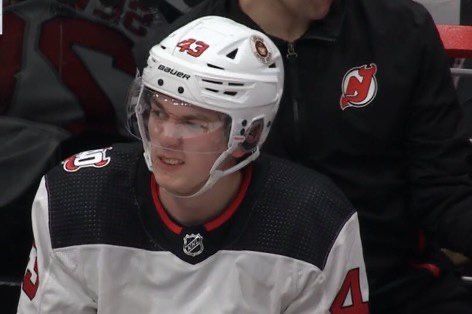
[185,120,209,132]
[150,107,167,120]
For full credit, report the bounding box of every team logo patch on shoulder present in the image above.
[183,233,204,257]
[340,63,378,110]
[63,147,112,172]
[251,35,272,64]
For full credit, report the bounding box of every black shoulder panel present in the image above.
[46,143,159,251]
[229,155,356,270]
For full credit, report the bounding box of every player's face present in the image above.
[146,92,229,195]
[281,0,334,20]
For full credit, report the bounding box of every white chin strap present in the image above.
[144,146,259,199]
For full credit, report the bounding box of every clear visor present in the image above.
[136,86,231,154]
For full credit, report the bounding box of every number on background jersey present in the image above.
[177,38,209,57]
[330,268,369,314]
[0,13,136,133]
[39,17,136,133]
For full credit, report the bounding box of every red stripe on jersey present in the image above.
[150,175,183,235]
[150,166,253,234]
[204,165,253,232]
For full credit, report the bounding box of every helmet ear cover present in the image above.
[240,118,264,152]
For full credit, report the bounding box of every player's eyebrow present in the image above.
[182,113,214,122]
[151,97,216,122]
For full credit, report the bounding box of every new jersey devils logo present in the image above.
[340,64,378,110]
[63,148,112,172]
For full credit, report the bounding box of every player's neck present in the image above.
[239,0,313,42]
[159,171,243,227]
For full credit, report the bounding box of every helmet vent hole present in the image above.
[178,87,184,94]
[202,79,223,85]
[269,63,276,68]
[226,49,238,60]
[205,88,219,93]
[228,82,244,86]
[160,45,167,50]
[224,91,237,96]
[207,63,225,70]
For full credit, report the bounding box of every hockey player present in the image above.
[18,16,368,313]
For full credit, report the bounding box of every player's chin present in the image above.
[306,0,333,20]
[160,178,207,196]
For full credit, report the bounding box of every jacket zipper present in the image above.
[286,42,303,159]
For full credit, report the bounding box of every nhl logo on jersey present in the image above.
[340,63,378,110]
[183,233,204,257]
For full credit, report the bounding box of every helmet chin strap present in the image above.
[144,146,259,199]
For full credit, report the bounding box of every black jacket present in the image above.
[153,0,472,304]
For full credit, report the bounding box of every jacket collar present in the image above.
[226,0,346,43]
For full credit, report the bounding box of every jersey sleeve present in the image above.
[405,6,472,257]
[17,177,97,313]
[284,212,369,313]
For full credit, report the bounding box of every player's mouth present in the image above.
[159,157,184,165]
[156,155,185,171]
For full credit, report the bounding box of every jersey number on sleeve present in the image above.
[22,244,40,300]
[330,268,369,314]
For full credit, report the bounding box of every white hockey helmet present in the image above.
[131,16,284,197]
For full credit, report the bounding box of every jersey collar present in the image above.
[135,156,255,265]
[150,165,253,235]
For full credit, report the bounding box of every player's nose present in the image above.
[156,121,184,148]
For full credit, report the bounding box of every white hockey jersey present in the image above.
[18,143,369,313]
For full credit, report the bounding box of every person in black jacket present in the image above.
[153,0,472,313]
